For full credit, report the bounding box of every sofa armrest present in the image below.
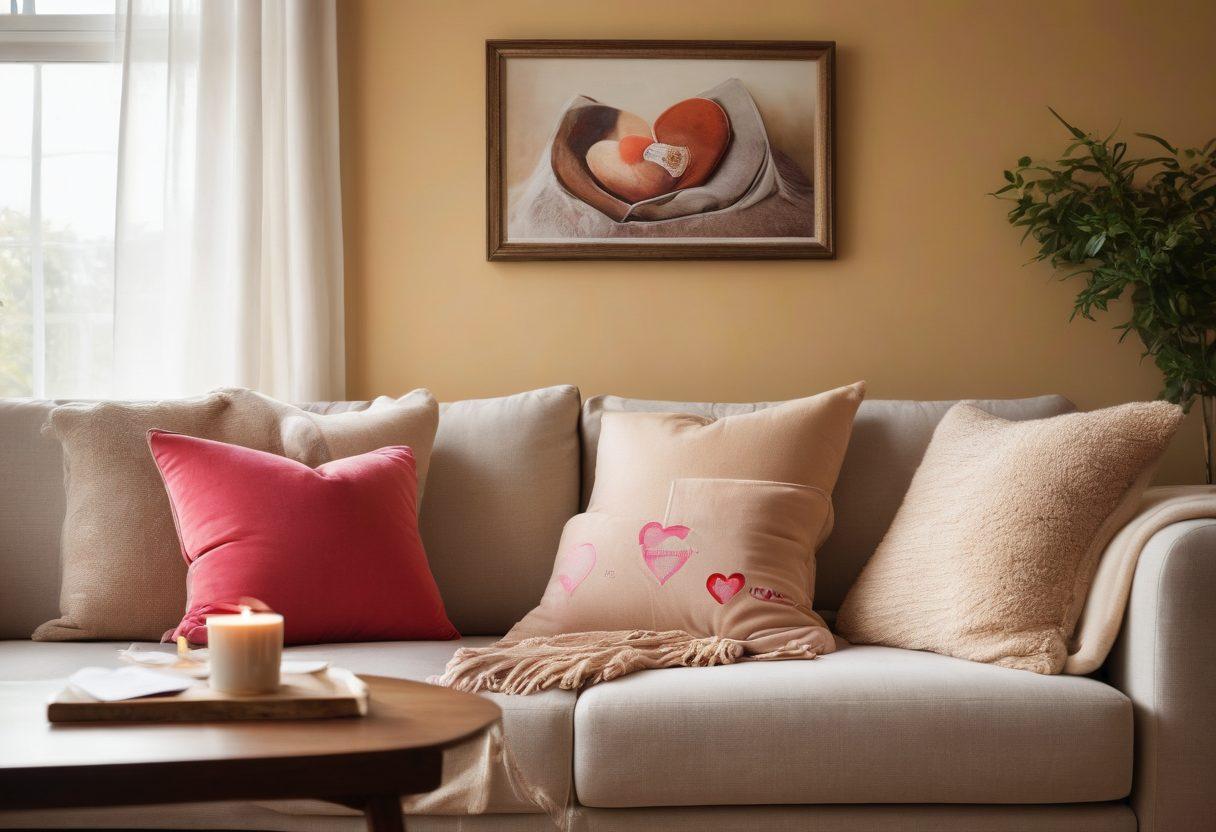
[1107,518,1216,832]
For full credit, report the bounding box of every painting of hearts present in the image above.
[488,40,835,260]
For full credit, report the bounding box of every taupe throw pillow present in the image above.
[34,388,438,642]
[835,400,1182,674]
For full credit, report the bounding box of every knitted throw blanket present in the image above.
[429,628,821,695]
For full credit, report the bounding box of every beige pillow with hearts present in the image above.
[507,477,836,656]
[506,382,865,646]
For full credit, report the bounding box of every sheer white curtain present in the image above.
[113,0,344,401]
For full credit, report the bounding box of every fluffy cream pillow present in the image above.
[35,388,438,642]
[835,400,1183,673]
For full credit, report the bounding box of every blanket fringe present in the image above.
[428,629,818,695]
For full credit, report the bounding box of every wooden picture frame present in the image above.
[487,40,835,261]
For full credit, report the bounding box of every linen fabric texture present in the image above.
[835,400,1184,674]
[434,383,865,694]
[421,386,582,635]
[34,388,438,642]
[149,432,456,645]
[113,0,345,402]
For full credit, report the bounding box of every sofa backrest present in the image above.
[0,388,1074,639]
[581,394,1076,611]
[0,399,68,639]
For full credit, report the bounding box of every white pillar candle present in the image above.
[207,608,284,695]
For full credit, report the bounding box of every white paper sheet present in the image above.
[68,666,194,702]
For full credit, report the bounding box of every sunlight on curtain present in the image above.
[113,0,344,401]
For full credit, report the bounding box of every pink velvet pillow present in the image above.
[148,430,458,645]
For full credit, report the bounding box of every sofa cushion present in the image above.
[500,386,863,665]
[420,386,582,635]
[836,401,1181,674]
[581,395,1076,610]
[507,478,836,653]
[572,642,1131,807]
[0,637,572,815]
[0,400,64,639]
[150,434,457,646]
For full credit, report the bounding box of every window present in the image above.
[0,0,119,397]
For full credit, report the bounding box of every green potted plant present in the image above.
[995,111,1216,482]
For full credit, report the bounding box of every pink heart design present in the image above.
[638,521,695,585]
[706,572,745,604]
[557,543,596,594]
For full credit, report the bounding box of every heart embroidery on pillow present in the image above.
[557,543,597,595]
[706,573,746,605]
[639,521,695,585]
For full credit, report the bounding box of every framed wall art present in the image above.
[487,39,835,261]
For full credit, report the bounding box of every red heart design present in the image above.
[706,573,745,605]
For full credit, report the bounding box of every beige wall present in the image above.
[338,0,1216,484]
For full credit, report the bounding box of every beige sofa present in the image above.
[1,386,1212,832]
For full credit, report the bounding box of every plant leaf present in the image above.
[1135,132,1178,154]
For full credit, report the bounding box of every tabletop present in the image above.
[0,674,502,827]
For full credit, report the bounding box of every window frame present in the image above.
[0,12,119,63]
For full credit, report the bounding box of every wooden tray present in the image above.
[48,668,369,724]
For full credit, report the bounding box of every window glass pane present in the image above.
[0,64,33,396]
[0,242,32,395]
[0,64,32,238]
[44,243,113,394]
[41,62,119,396]
[41,62,120,237]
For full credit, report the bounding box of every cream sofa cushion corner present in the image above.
[572,644,1132,807]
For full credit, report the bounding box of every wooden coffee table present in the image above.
[0,675,501,831]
